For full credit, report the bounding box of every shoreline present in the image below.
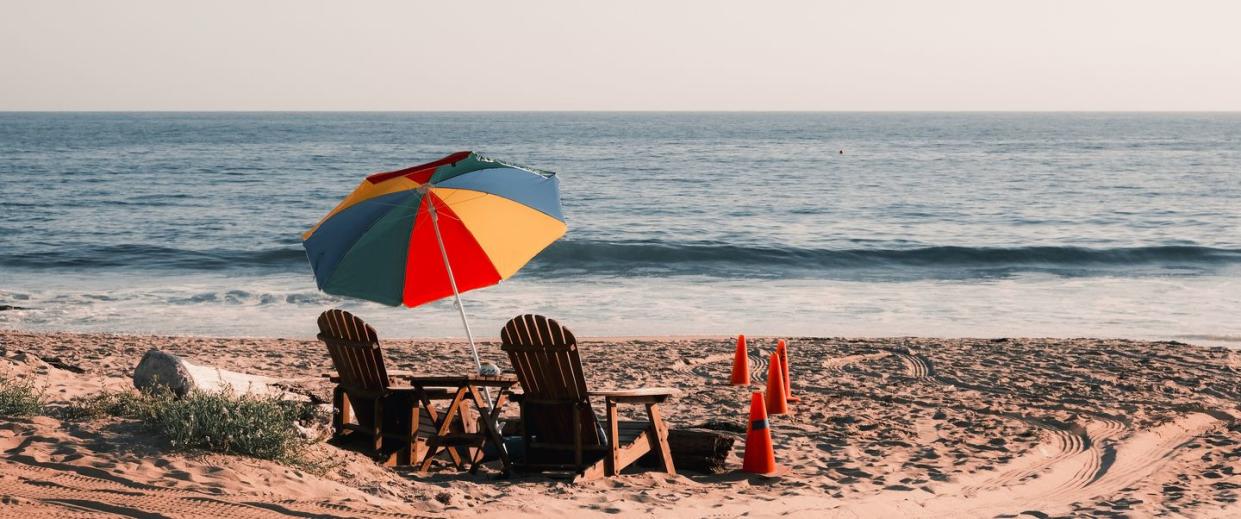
[2,330,1239,517]
[3,327,1238,348]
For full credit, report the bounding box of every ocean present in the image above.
[1,112,1239,344]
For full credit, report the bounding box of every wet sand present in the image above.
[2,330,1239,518]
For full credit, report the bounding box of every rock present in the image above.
[133,349,281,397]
[133,350,193,395]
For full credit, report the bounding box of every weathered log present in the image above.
[499,419,736,473]
[133,349,283,397]
[639,428,736,474]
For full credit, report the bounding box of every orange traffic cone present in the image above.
[742,391,781,475]
[777,339,800,403]
[729,335,750,385]
[765,352,788,415]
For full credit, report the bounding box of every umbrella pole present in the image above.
[426,198,495,409]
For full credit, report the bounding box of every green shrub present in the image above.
[61,389,159,421]
[150,389,309,462]
[0,373,45,418]
[64,387,323,468]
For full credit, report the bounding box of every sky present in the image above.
[2,0,1240,111]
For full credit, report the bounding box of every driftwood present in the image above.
[501,419,736,474]
[639,428,736,474]
[133,349,284,397]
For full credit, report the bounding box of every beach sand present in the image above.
[1,330,1238,518]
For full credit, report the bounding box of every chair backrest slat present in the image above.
[317,309,388,392]
[501,314,600,446]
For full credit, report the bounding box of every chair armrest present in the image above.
[385,386,453,399]
[590,387,679,404]
[387,369,413,377]
[589,388,680,398]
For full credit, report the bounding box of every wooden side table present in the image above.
[404,374,519,475]
[589,388,678,479]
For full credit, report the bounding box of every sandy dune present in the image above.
[2,330,1239,518]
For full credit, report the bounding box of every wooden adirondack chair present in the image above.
[317,309,466,466]
[500,314,678,481]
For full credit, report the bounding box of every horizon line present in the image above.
[3,109,1241,114]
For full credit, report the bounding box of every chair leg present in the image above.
[404,401,420,465]
[645,403,676,476]
[520,403,531,465]
[577,431,650,483]
[573,404,584,469]
[606,399,619,476]
[373,398,384,454]
[576,456,609,482]
[331,386,346,437]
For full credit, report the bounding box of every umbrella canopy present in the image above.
[302,151,566,308]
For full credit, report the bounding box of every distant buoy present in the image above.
[839,149,844,155]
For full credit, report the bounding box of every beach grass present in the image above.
[0,372,45,418]
[151,389,308,461]
[63,387,325,469]
[62,388,157,421]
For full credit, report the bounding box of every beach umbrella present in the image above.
[302,151,567,377]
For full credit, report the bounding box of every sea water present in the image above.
[1,112,1238,344]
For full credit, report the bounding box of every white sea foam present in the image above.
[2,271,1238,347]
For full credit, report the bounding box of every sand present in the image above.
[1,330,1238,518]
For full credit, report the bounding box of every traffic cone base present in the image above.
[749,465,792,478]
[729,334,750,385]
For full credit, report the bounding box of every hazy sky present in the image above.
[3,0,1240,110]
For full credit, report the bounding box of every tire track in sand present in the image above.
[959,417,1089,497]
[821,352,889,373]
[687,342,888,385]
[929,412,1219,516]
[745,353,771,384]
[1038,412,1218,505]
[0,455,421,518]
[889,349,934,380]
[880,347,1136,502]
[684,351,769,384]
[826,343,1224,516]
[0,461,287,518]
[1043,416,1128,497]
